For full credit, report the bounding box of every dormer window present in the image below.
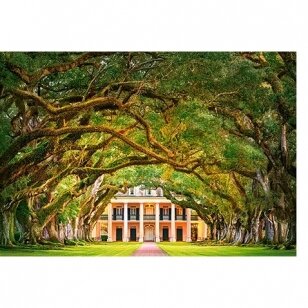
[146,189,151,195]
[157,188,163,196]
[129,188,134,195]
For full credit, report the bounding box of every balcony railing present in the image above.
[176,215,186,220]
[160,215,170,221]
[144,214,155,220]
[129,215,138,221]
[112,215,124,220]
[106,213,198,221]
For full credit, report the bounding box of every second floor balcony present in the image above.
[113,214,124,220]
[101,213,195,221]
[144,214,155,220]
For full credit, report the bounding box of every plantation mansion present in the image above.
[92,186,208,242]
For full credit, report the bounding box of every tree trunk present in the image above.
[277,221,288,244]
[243,230,252,244]
[258,217,265,242]
[15,218,25,243]
[212,222,217,241]
[225,222,233,243]
[0,209,15,246]
[280,123,289,169]
[251,210,262,243]
[232,219,242,244]
[243,215,253,244]
[270,214,279,244]
[206,223,213,240]
[71,217,79,240]
[76,217,87,240]
[83,223,93,242]
[45,216,60,242]
[264,213,274,243]
[241,229,247,244]
[287,209,296,245]
[57,223,65,242]
[29,217,41,245]
[64,222,73,240]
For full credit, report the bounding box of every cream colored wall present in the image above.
[91,220,107,239]
[197,220,208,240]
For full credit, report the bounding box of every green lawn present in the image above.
[0,242,141,256]
[0,242,296,256]
[157,242,296,256]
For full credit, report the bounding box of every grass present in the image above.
[157,242,296,256]
[0,242,296,256]
[0,242,141,256]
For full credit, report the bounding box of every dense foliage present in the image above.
[0,52,296,246]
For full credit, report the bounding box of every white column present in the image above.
[107,203,113,242]
[155,203,160,242]
[123,203,128,242]
[186,208,192,242]
[139,203,144,242]
[171,203,176,242]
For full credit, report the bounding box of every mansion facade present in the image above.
[92,186,207,242]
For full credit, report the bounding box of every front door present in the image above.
[176,228,183,241]
[130,228,137,241]
[144,225,155,241]
[116,228,123,241]
[162,228,169,241]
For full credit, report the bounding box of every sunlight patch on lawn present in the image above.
[0,242,142,256]
[157,242,296,256]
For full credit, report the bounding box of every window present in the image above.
[145,205,154,215]
[163,207,169,215]
[130,207,136,215]
[116,207,123,215]
[129,187,134,195]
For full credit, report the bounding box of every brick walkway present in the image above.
[132,242,168,256]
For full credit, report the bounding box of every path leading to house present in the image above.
[132,242,168,256]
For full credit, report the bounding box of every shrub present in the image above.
[101,235,108,241]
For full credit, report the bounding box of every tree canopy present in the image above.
[0,52,296,246]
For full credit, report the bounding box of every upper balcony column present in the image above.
[171,203,176,242]
[139,203,144,242]
[155,203,160,242]
[107,203,113,242]
[123,203,128,242]
[186,208,192,242]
